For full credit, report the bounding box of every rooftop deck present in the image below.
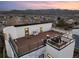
[9,30,74,57]
[9,30,62,57]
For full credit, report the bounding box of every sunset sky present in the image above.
[0,1,79,11]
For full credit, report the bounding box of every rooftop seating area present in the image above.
[47,35,74,50]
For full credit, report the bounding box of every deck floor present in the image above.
[13,30,62,56]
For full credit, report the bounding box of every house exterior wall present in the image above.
[20,47,45,58]
[3,26,17,40]
[58,41,75,58]
[5,40,15,57]
[3,26,17,57]
[15,23,52,38]
[3,23,52,39]
[46,41,75,58]
[46,44,59,58]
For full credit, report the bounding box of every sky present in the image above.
[0,1,79,11]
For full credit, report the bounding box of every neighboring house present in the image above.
[66,19,75,24]
[3,15,57,26]
[3,23,75,58]
[6,15,30,26]
[6,16,20,26]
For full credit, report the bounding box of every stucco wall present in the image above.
[46,41,75,58]
[20,47,45,58]
[5,40,15,57]
[3,26,17,40]
[15,23,52,38]
[59,41,75,58]
[46,44,59,58]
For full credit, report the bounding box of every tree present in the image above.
[56,17,66,28]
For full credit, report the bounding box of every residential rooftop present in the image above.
[9,30,74,57]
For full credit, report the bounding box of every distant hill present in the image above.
[0,9,79,20]
[0,9,79,15]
